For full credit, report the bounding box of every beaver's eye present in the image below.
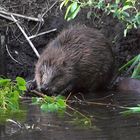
[51,73,63,82]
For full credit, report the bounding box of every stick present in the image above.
[0,10,43,22]
[30,90,45,98]
[6,45,22,65]
[11,15,40,58]
[0,13,14,21]
[29,28,57,39]
[42,1,58,17]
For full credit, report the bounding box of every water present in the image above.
[0,91,140,140]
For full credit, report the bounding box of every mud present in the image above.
[0,0,140,88]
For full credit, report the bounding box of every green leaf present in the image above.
[40,103,49,111]
[121,106,140,115]
[122,11,130,17]
[135,12,140,24]
[56,95,65,100]
[115,0,120,4]
[0,79,11,86]
[60,0,69,10]
[87,0,92,6]
[124,28,128,37]
[16,77,26,91]
[64,3,73,19]
[57,99,66,108]
[67,5,80,21]
[41,103,58,112]
[60,1,65,10]
[70,2,78,13]
[32,97,42,104]
[44,95,54,103]
[12,91,19,100]
[125,0,136,6]
[65,2,80,21]
[122,5,133,11]
[18,85,27,91]
[16,77,26,86]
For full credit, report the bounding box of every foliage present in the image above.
[0,77,91,127]
[32,95,92,127]
[120,105,140,115]
[60,0,140,36]
[60,0,140,78]
[69,110,92,128]
[119,54,140,79]
[32,95,66,112]
[0,77,26,113]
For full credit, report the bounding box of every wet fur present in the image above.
[35,25,114,95]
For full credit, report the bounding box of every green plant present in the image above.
[119,54,140,79]
[120,105,140,115]
[32,94,92,127]
[60,0,140,78]
[32,95,66,112]
[60,0,140,36]
[0,77,26,113]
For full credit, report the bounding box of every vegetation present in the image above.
[32,94,92,127]
[32,95,66,112]
[0,77,26,113]
[60,0,140,78]
[119,54,140,79]
[0,77,91,127]
[61,0,140,36]
[121,105,140,115]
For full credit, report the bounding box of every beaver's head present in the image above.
[35,49,75,96]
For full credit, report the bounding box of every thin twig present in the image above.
[29,28,57,39]
[5,45,22,65]
[6,119,22,128]
[0,13,14,21]
[42,0,58,17]
[71,97,128,109]
[0,10,43,22]
[67,105,92,126]
[66,92,72,102]
[30,90,45,98]
[11,15,40,58]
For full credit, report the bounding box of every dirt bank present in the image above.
[0,0,140,85]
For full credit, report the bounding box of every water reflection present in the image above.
[1,91,140,140]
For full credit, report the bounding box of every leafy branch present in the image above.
[0,77,26,113]
[60,0,140,36]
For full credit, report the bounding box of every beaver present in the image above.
[33,25,114,96]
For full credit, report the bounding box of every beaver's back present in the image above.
[57,26,114,91]
[35,26,114,94]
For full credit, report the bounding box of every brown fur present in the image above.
[35,25,114,95]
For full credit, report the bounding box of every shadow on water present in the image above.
[1,91,140,140]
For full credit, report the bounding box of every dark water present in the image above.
[1,91,140,140]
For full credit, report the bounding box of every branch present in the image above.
[29,28,57,39]
[0,13,14,21]
[30,90,45,98]
[6,45,22,65]
[42,1,58,17]
[11,15,40,58]
[0,10,43,22]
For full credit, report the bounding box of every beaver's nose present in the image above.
[40,84,49,93]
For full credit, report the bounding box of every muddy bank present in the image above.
[0,0,140,84]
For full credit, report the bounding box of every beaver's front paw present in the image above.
[26,79,37,91]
